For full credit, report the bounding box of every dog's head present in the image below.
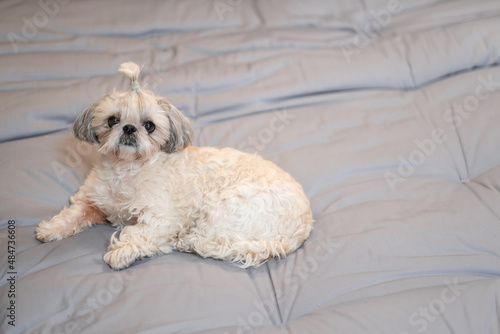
[73,62,192,161]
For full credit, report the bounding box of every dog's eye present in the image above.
[108,116,120,128]
[144,121,155,133]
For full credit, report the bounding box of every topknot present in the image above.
[118,62,142,91]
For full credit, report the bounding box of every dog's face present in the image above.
[73,90,193,161]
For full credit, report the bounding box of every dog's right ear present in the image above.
[73,94,109,144]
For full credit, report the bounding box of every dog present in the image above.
[35,62,314,270]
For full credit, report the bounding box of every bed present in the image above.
[1,0,500,333]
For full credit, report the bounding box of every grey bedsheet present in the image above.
[1,0,500,333]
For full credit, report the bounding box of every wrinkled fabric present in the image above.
[1,1,499,333]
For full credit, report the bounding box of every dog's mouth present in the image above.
[119,135,138,147]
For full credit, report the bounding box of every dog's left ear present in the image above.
[157,97,193,153]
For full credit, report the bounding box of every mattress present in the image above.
[1,0,499,333]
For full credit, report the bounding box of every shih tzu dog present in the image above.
[35,62,314,270]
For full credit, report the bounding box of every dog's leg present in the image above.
[35,194,105,242]
[103,224,173,270]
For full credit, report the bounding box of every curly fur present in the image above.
[35,62,314,270]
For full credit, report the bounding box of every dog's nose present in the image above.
[122,124,137,135]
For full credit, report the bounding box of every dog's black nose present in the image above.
[122,124,137,135]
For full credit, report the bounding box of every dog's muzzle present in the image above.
[120,124,138,147]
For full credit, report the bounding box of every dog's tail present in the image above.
[230,214,313,268]
[190,237,291,268]
[229,240,291,269]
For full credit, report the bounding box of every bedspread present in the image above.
[1,0,500,333]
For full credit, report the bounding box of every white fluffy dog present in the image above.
[35,62,314,270]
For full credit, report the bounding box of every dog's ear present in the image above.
[157,97,193,153]
[73,94,109,144]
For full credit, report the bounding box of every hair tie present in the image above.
[130,80,140,91]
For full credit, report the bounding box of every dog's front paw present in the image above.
[103,247,137,270]
[103,236,138,270]
[35,219,66,243]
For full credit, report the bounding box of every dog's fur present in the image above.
[35,62,314,270]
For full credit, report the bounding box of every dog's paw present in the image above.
[35,219,66,243]
[103,244,137,270]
